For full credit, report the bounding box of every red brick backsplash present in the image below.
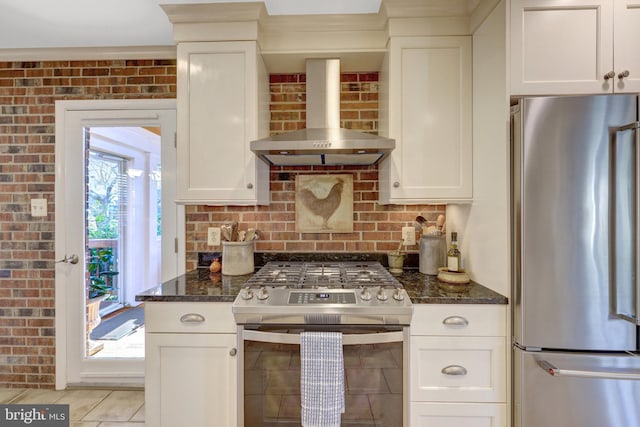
[185,167,445,269]
[0,59,176,389]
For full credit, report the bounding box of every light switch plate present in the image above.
[401,226,416,246]
[31,198,47,217]
[207,227,221,246]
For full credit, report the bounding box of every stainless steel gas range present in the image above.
[232,261,413,325]
[232,261,413,427]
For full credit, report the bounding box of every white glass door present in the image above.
[55,99,183,388]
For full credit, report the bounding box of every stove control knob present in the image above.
[377,287,389,301]
[393,289,405,301]
[256,286,269,300]
[240,287,253,300]
[360,287,372,301]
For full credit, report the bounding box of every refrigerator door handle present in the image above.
[539,359,640,380]
[613,121,640,326]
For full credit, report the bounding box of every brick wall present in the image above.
[184,72,444,270]
[0,59,176,388]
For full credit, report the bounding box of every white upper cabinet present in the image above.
[379,36,472,204]
[613,1,640,92]
[511,0,640,95]
[176,41,269,205]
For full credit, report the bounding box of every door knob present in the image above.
[56,254,79,264]
[604,71,616,80]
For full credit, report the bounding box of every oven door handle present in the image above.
[241,329,404,345]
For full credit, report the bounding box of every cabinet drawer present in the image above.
[410,335,506,403]
[145,302,235,334]
[410,402,506,427]
[410,304,505,336]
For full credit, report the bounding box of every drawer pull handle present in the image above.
[229,348,237,356]
[180,313,205,323]
[441,365,468,376]
[442,316,469,327]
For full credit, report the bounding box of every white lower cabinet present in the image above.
[145,302,237,427]
[409,305,507,427]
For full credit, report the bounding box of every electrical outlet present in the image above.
[401,226,416,246]
[31,198,47,217]
[207,227,221,246]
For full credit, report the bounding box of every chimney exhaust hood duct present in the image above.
[250,58,395,166]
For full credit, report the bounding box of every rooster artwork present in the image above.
[295,174,354,233]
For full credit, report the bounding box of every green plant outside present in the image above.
[87,247,119,299]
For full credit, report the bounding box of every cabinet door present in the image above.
[176,41,269,204]
[380,36,472,204]
[146,333,237,427]
[410,402,506,427]
[410,336,506,403]
[510,0,614,95]
[614,0,640,92]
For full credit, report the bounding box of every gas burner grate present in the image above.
[244,261,402,289]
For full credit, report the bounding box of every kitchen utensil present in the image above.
[437,267,470,284]
[230,221,239,242]
[220,225,232,242]
[222,240,254,275]
[424,225,438,235]
[419,233,446,275]
[388,252,405,274]
[237,230,246,242]
[414,215,428,231]
[245,228,260,241]
[436,214,445,229]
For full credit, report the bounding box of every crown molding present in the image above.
[0,46,176,61]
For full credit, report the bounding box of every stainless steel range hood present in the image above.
[251,59,395,166]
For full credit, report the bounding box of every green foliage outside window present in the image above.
[87,151,123,299]
[87,247,119,299]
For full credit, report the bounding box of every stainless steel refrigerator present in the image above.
[511,95,640,427]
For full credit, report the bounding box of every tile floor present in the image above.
[0,387,145,426]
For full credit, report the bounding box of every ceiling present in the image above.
[0,0,385,50]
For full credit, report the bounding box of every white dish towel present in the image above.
[300,331,345,427]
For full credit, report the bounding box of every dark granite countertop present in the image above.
[394,269,507,304]
[136,252,507,305]
[135,268,252,303]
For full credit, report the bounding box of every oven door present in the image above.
[238,325,408,427]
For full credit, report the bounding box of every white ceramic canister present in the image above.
[419,234,446,275]
[222,240,255,275]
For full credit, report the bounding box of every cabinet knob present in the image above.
[604,71,616,80]
[393,182,400,188]
[229,348,237,356]
[442,315,469,327]
[441,365,468,376]
[618,70,630,79]
[247,183,253,189]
